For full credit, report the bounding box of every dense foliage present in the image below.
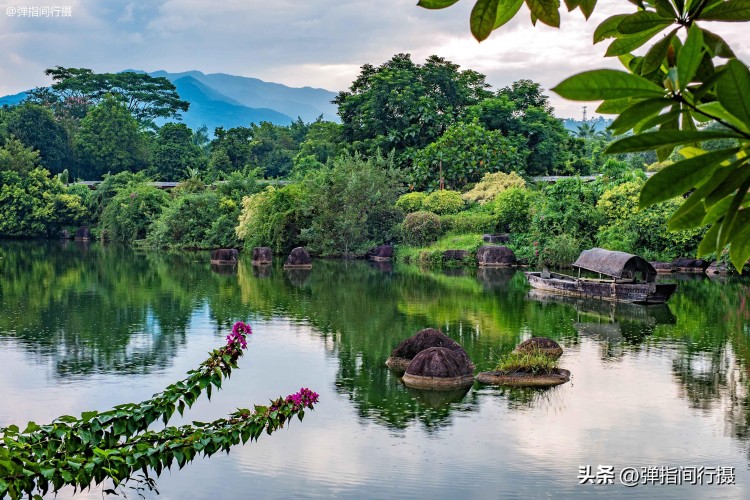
[418,0,750,269]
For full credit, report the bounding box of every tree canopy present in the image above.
[28,66,189,128]
[334,54,492,154]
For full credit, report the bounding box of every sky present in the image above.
[0,0,748,119]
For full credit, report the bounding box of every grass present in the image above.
[394,233,485,268]
[494,349,558,375]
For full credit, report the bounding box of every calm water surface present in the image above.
[1,241,749,499]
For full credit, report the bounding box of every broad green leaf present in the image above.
[525,0,561,28]
[553,69,665,100]
[718,177,750,248]
[606,129,742,153]
[578,0,596,18]
[417,0,461,8]
[641,28,679,75]
[698,222,721,256]
[605,25,669,57]
[617,11,673,34]
[716,59,750,125]
[729,213,750,271]
[677,26,704,90]
[707,161,750,206]
[657,110,680,160]
[564,0,579,10]
[639,147,739,207]
[701,0,750,21]
[634,107,682,133]
[654,0,677,17]
[471,0,501,41]
[695,102,750,134]
[674,0,685,15]
[596,97,643,114]
[668,200,706,230]
[594,14,629,43]
[609,97,672,133]
[495,0,525,28]
[668,165,736,229]
[700,28,736,58]
[694,52,717,83]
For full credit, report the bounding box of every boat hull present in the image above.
[525,272,676,304]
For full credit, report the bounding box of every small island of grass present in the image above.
[476,348,570,387]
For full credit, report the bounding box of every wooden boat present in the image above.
[525,248,677,304]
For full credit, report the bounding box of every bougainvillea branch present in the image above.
[0,322,319,499]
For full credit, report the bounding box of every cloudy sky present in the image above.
[1,0,748,118]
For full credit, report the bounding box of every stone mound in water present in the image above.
[386,328,469,375]
[513,337,563,359]
[210,248,239,265]
[284,247,312,269]
[252,247,272,265]
[477,245,516,267]
[402,347,475,390]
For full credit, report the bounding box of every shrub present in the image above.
[440,212,497,234]
[300,153,404,257]
[401,211,442,246]
[492,187,533,233]
[147,192,229,249]
[395,191,427,213]
[462,171,526,204]
[236,185,306,254]
[422,190,464,215]
[540,233,581,268]
[101,184,169,242]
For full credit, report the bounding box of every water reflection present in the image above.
[2,242,750,439]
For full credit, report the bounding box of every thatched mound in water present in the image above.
[513,337,563,359]
[402,347,475,390]
[386,328,469,375]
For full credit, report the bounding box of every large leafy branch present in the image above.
[0,322,319,499]
[419,0,750,270]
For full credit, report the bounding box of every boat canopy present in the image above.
[571,248,657,282]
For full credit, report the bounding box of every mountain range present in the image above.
[0,70,340,132]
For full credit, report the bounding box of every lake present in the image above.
[1,241,749,499]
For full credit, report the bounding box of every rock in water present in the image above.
[284,247,312,269]
[252,247,272,265]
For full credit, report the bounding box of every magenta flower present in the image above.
[284,387,320,409]
[226,321,252,350]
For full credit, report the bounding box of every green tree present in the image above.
[418,0,750,270]
[36,67,189,128]
[208,126,255,177]
[300,153,404,256]
[410,120,526,190]
[150,123,206,181]
[6,103,72,174]
[0,139,84,237]
[74,96,147,179]
[334,54,491,156]
[467,83,573,175]
[100,182,169,242]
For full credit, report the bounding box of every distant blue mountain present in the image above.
[166,76,292,132]
[0,70,340,132]
[150,70,338,123]
[0,91,28,107]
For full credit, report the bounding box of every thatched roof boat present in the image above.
[525,248,676,304]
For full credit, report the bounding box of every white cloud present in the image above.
[0,1,748,118]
